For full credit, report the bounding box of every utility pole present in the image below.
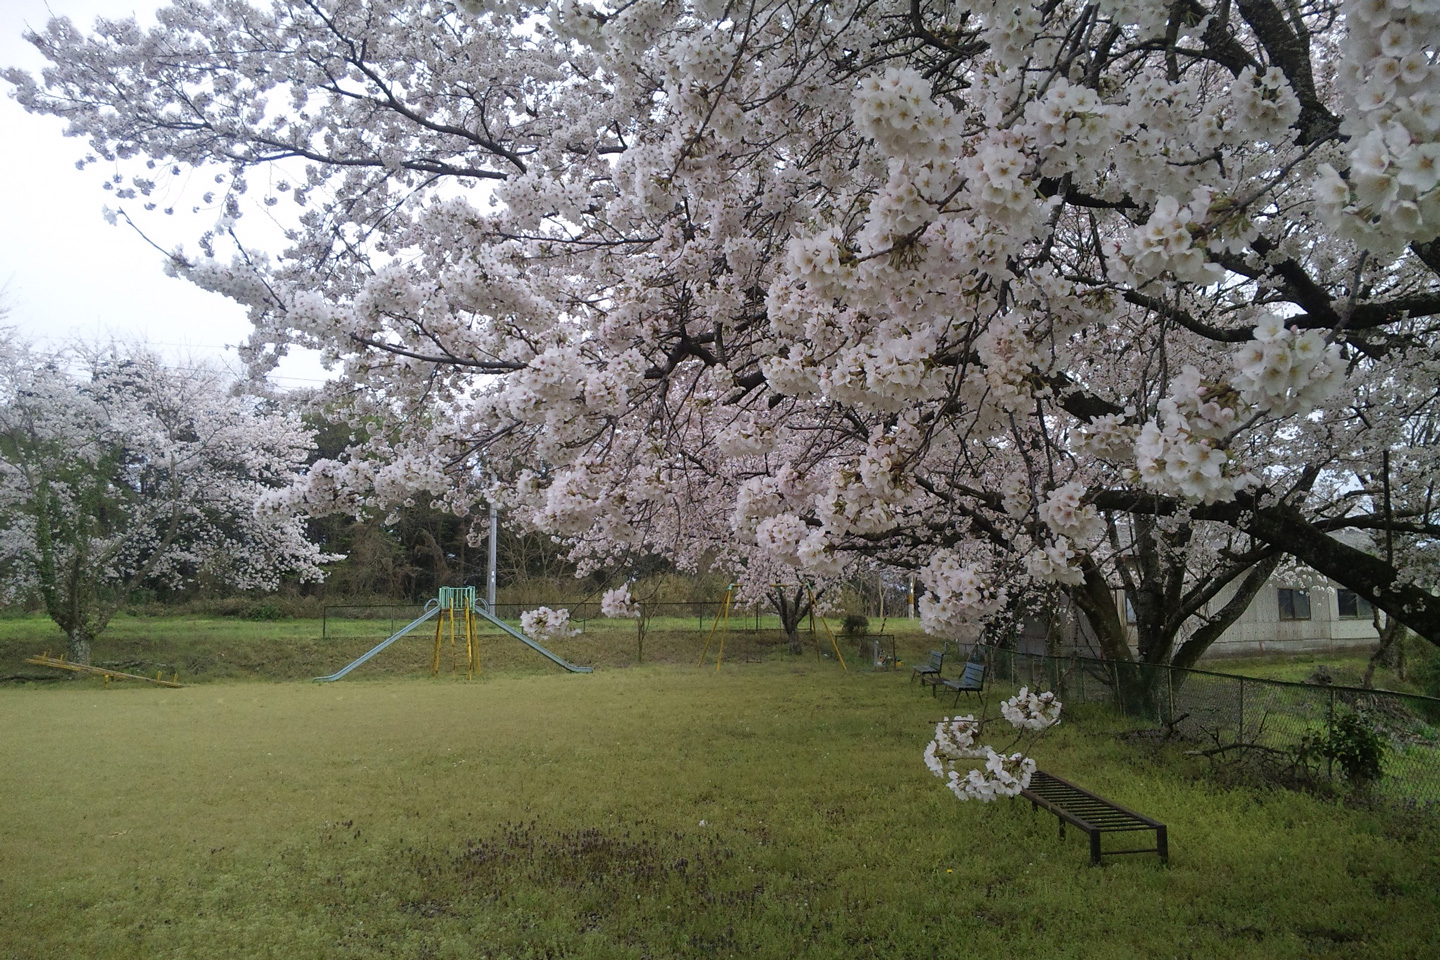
[487,501,498,613]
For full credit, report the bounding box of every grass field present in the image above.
[3,654,1439,959]
[1213,650,1422,692]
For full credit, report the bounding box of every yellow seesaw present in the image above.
[24,653,184,687]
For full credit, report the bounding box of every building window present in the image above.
[1278,588,1311,621]
[1124,593,1137,624]
[1337,589,1374,620]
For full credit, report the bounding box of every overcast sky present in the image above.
[1,0,327,387]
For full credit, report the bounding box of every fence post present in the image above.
[1238,677,1245,741]
[1327,687,1336,780]
[1167,666,1174,724]
[323,605,329,643]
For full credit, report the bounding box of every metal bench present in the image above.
[1021,770,1168,866]
[937,660,986,706]
[911,648,946,686]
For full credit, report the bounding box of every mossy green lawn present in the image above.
[3,663,1436,959]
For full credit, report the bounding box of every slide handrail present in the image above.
[313,604,442,682]
[472,605,594,673]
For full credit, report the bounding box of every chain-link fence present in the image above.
[321,604,429,641]
[322,600,879,637]
[980,645,1440,805]
[322,601,728,637]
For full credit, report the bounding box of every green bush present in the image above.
[1303,709,1389,788]
[841,613,870,637]
[1410,644,1440,699]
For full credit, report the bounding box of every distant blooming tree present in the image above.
[8,0,1440,681]
[600,582,651,661]
[0,340,330,663]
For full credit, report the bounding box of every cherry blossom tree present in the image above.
[0,339,330,663]
[8,0,1440,677]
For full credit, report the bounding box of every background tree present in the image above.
[0,340,330,662]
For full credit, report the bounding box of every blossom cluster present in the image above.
[923,688,1060,803]
[944,750,1037,802]
[1025,539,1084,586]
[1037,482,1103,544]
[546,0,609,51]
[1135,366,1253,503]
[1077,412,1139,463]
[852,67,960,162]
[924,715,987,772]
[979,1,1048,66]
[1135,315,1343,503]
[975,314,1045,413]
[1094,0,1170,36]
[818,337,942,414]
[1022,78,1113,177]
[917,550,1007,637]
[715,413,773,457]
[1116,192,1224,285]
[1320,0,1440,257]
[600,585,640,618]
[520,606,579,640]
[1231,317,1343,416]
[1227,67,1304,145]
[1000,686,1063,731]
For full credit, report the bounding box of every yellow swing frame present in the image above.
[698,582,847,671]
[698,583,736,671]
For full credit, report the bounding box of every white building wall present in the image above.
[1043,578,1382,660]
[1188,581,1379,659]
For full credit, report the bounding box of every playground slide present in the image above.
[473,606,594,673]
[313,605,442,683]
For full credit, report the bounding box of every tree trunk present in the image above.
[783,619,803,655]
[66,627,93,666]
[1166,553,1284,697]
[1112,659,1165,719]
[1362,615,1406,689]
[771,586,811,655]
[635,618,648,664]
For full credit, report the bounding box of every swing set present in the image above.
[698,582,847,671]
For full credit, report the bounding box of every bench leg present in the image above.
[1157,825,1169,863]
[1089,830,1102,866]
